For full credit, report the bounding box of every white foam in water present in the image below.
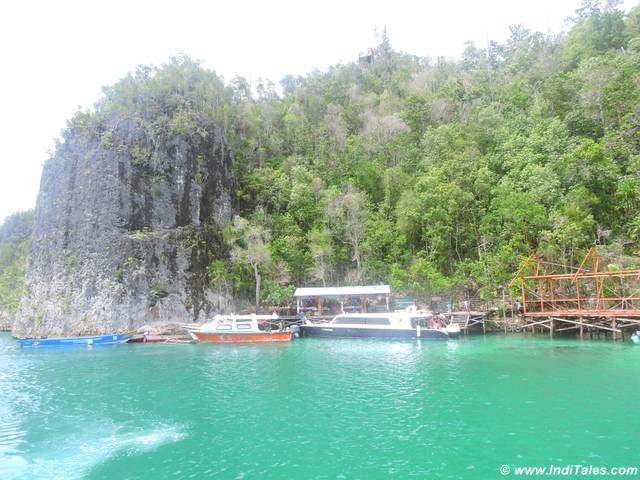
[0,423,187,480]
[0,455,29,478]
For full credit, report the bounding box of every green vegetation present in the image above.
[216,1,640,303]
[150,284,168,301]
[8,1,640,308]
[66,255,79,270]
[0,211,34,315]
[225,212,272,306]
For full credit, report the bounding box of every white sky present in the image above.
[0,0,636,224]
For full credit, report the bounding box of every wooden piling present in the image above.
[502,289,508,335]
[579,317,584,340]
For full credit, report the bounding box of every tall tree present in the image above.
[226,214,271,307]
[308,228,333,286]
[326,185,368,281]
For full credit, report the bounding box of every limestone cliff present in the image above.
[14,61,235,336]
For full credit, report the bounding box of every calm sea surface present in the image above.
[1,332,638,479]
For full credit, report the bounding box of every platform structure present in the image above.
[509,248,640,339]
[445,310,490,334]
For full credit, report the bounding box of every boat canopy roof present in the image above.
[294,285,390,298]
[212,313,278,322]
[333,311,432,319]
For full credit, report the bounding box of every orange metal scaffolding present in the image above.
[510,248,640,338]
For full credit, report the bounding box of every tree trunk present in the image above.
[599,102,606,133]
[253,263,261,308]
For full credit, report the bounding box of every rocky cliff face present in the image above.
[0,312,11,331]
[14,73,235,336]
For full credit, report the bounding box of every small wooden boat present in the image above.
[17,334,131,348]
[184,314,293,343]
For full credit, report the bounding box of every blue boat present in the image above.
[17,334,131,348]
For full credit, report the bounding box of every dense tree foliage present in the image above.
[0,211,34,316]
[7,1,640,308]
[220,2,640,303]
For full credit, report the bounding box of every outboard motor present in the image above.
[290,324,301,338]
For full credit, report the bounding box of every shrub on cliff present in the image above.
[0,211,33,315]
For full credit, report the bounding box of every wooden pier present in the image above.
[444,311,489,334]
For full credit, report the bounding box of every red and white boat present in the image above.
[184,313,293,343]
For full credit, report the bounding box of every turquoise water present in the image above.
[1,333,638,479]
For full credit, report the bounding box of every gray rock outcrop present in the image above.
[0,311,11,331]
[14,98,235,336]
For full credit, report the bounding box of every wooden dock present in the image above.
[444,311,490,334]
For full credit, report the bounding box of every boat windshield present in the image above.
[333,316,391,325]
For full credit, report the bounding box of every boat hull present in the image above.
[128,334,193,343]
[299,325,450,340]
[17,334,131,348]
[192,331,293,343]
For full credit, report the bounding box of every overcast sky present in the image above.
[0,0,636,224]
